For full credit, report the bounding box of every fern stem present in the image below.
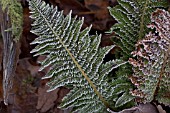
[31,1,110,109]
[138,0,149,39]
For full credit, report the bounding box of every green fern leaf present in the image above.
[107,0,168,108]
[29,0,127,112]
[129,9,170,105]
[108,0,168,58]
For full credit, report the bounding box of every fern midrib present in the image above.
[153,42,170,100]
[138,0,149,40]
[31,1,110,108]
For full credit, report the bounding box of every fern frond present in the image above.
[107,0,168,108]
[129,9,170,105]
[0,0,23,41]
[29,0,127,112]
[108,0,168,58]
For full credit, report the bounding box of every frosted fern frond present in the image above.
[129,9,170,105]
[108,0,168,58]
[107,0,168,108]
[29,0,127,112]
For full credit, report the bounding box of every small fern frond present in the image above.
[129,9,170,105]
[29,0,127,112]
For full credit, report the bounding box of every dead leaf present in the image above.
[36,85,60,112]
[108,103,159,113]
[84,0,109,20]
[16,58,40,76]
[53,0,89,15]
[56,87,70,104]
[157,105,166,113]
[134,103,159,113]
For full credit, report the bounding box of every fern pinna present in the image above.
[28,0,127,112]
[129,9,170,105]
[107,0,168,107]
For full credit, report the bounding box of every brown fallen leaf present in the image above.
[84,0,109,20]
[48,87,71,113]
[36,85,60,113]
[84,0,116,31]
[52,0,89,15]
[108,103,159,113]
[157,105,166,113]
[134,103,159,113]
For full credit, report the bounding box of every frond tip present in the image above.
[29,0,128,112]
